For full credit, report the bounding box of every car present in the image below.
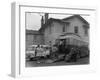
[26,45,36,60]
[26,45,51,60]
[26,51,35,60]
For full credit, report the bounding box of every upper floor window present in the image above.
[74,26,78,33]
[84,28,88,36]
[62,22,70,32]
[83,25,88,36]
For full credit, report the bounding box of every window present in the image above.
[74,26,78,33]
[62,22,70,32]
[84,28,88,36]
[83,25,88,36]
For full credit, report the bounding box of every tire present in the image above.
[30,58,33,61]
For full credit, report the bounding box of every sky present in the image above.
[26,13,90,30]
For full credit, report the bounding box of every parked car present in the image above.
[26,45,51,61]
[36,45,50,57]
[26,45,36,60]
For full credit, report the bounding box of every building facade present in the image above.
[26,14,89,47]
[26,30,44,50]
[39,15,89,46]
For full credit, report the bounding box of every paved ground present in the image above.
[26,57,89,67]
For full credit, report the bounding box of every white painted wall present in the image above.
[64,17,89,42]
[44,22,64,45]
[44,17,89,45]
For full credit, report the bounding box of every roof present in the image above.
[39,18,69,31]
[62,15,89,25]
[26,30,43,35]
[58,34,82,41]
[58,32,88,44]
[60,33,82,39]
[47,18,70,24]
[39,15,89,31]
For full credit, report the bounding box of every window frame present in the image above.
[74,26,78,34]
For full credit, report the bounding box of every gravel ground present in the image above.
[25,57,89,67]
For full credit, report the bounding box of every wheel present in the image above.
[30,57,33,61]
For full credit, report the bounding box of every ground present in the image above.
[25,57,89,67]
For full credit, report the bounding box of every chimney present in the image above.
[44,13,49,24]
[41,16,44,28]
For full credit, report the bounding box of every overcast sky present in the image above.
[26,13,90,30]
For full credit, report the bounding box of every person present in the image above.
[64,48,74,62]
[70,48,77,62]
[50,45,58,60]
[58,40,66,54]
[66,48,77,62]
[35,45,40,57]
[49,41,52,55]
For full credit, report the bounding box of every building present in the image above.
[26,30,44,50]
[39,15,89,46]
[26,14,89,47]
